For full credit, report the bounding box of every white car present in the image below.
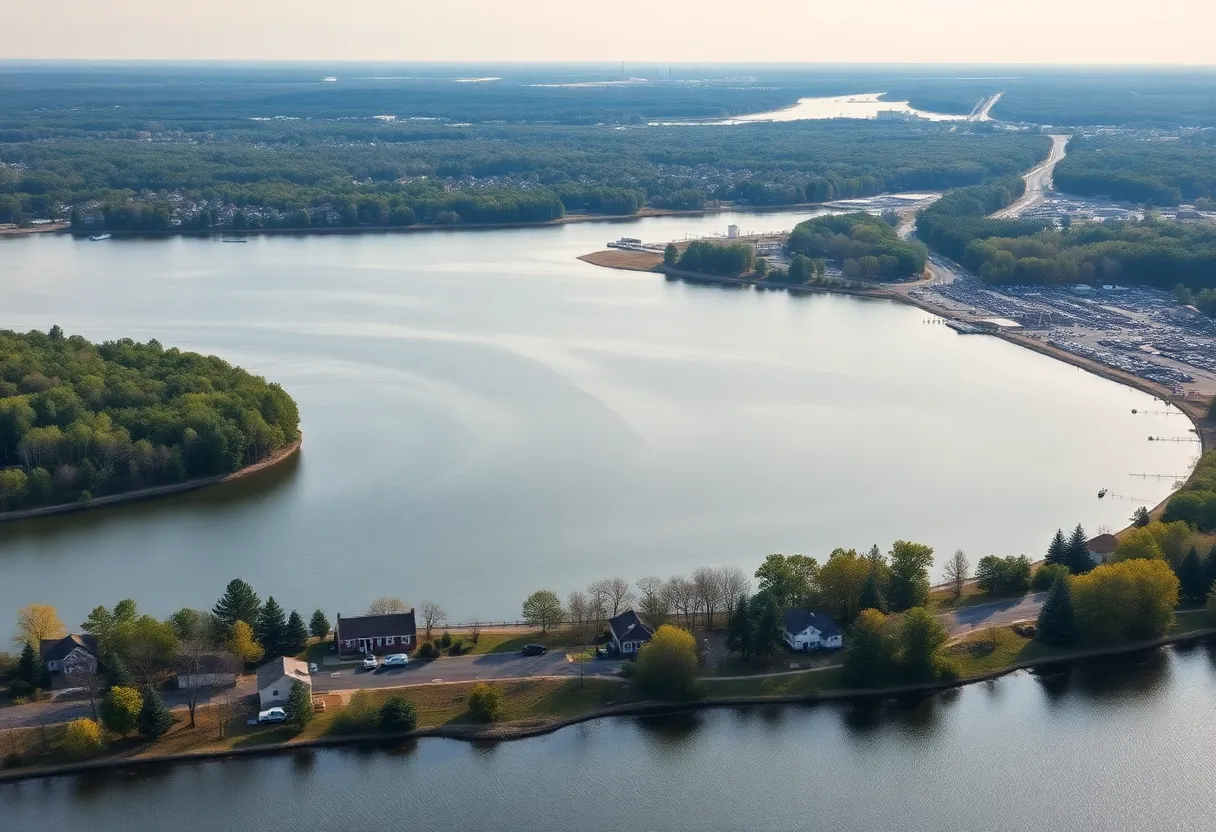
[383,653,409,667]
[257,707,286,724]
[362,654,378,670]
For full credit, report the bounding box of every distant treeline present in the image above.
[787,212,927,280]
[0,120,1048,230]
[1054,134,1216,206]
[672,241,756,276]
[914,177,1040,262]
[0,328,299,511]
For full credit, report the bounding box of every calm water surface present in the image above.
[3,644,1216,831]
[0,211,1197,629]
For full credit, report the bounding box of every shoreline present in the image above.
[582,255,1213,522]
[2,625,1210,785]
[0,436,302,524]
[5,202,837,242]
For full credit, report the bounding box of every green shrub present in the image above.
[447,641,468,656]
[619,661,636,679]
[1032,563,1071,591]
[330,690,380,735]
[466,683,502,723]
[418,641,439,660]
[379,696,418,732]
[7,680,34,700]
[438,632,453,648]
[2,752,24,769]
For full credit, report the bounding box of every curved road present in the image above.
[992,134,1070,219]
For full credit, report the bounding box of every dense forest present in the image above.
[0,65,1050,230]
[672,241,756,276]
[786,212,927,280]
[1054,134,1216,205]
[0,329,299,511]
[914,178,1043,261]
[0,121,1048,230]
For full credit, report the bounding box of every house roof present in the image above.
[783,609,843,639]
[40,634,98,663]
[335,611,417,641]
[1087,533,1119,554]
[256,656,311,690]
[608,609,654,644]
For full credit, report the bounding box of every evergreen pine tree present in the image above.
[1205,545,1216,592]
[256,596,287,658]
[1066,524,1093,574]
[284,681,314,730]
[1045,529,1069,567]
[213,579,261,631]
[284,611,309,656]
[858,568,889,614]
[1176,547,1209,605]
[751,594,784,660]
[725,596,754,659]
[102,653,134,689]
[1036,577,1077,648]
[138,689,173,740]
[308,609,331,640]
[16,641,48,689]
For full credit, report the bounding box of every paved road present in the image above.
[0,677,257,730]
[941,592,1047,637]
[992,134,1070,219]
[969,92,1004,122]
[312,651,624,693]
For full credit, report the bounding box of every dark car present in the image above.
[520,644,547,656]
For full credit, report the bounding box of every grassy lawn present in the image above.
[929,583,1031,611]
[711,652,838,678]
[942,625,1055,675]
[704,666,844,697]
[471,628,589,655]
[1169,608,1212,635]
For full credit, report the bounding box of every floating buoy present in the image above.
[1098,489,1108,499]
[1131,409,1138,414]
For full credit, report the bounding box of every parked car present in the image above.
[257,707,286,724]
[595,645,611,659]
[308,662,319,674]
[520,644,547,656]
[362,654,378,670]
[383,653,409,667]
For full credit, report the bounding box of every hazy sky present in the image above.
[2,0,1204,63]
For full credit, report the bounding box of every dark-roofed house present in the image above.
[608,609,654,655]
[783,610,843,652]
[1087,534,1119,565]
[257,656,311,709]
[334,611,418,657]
[40,634,99,675]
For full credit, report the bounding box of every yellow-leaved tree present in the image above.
[1072,558,1179,643]
[227,619,264,666]
[63,718,106,760]
[634,624,700,701]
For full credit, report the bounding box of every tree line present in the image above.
[0,327,299,511]
[786,212,928,280]
[1054,134,1216,206]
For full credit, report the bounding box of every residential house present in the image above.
[608,609,654,655]
[1087,534,1119,565]
[783,610,844,652]
[40,634,99,675]
[175,655,238,690]
[334,611,417,657]
[257,656,312,709]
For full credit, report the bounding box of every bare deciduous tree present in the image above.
[65,667,105,722]
[211,688,243,741]
[586,580,610,624]
[692,567,724,629]
[665,576,700,631]
[943,549,970,599]
[716,566,750,609]
[636,576,670,626]
[178,641,236,728]
[566,591,590,646]
[419,601,445,641]
[588,578,634,618]
[367,597,409,616]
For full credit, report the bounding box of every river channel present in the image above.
[0,209,1197,631]
[3,642,1215,830]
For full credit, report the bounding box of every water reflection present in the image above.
[635,711,703,751]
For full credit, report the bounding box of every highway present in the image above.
[969,92,1003,122]
[992,134,1071,219]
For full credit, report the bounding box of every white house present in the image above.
[783,610,844,652]
[40,634,99,675]
[608,609,654,655]
[256,656,312,708]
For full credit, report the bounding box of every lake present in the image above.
[0,210,1197,633]
[3,642,1216,831]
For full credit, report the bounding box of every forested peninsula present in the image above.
[0,328,299,512]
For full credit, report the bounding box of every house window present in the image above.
[272,689,279,697]
[404,635,411,645]
[376,638,383,647]
[387,637,395,645]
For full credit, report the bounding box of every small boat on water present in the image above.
[221,239,248,243]
[1097,488,1107,499]
[88,233,112,241]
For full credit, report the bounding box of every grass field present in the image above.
[703,667,845,698]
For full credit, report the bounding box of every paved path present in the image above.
[0,677,257,730]
[992,135,1070,219]
[941,592,1046,637]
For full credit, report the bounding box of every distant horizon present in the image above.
[0,0,1204,64]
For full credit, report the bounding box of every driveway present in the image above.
[942,592,1046,637]
[0,677,257,730]
[311,651,624,693]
